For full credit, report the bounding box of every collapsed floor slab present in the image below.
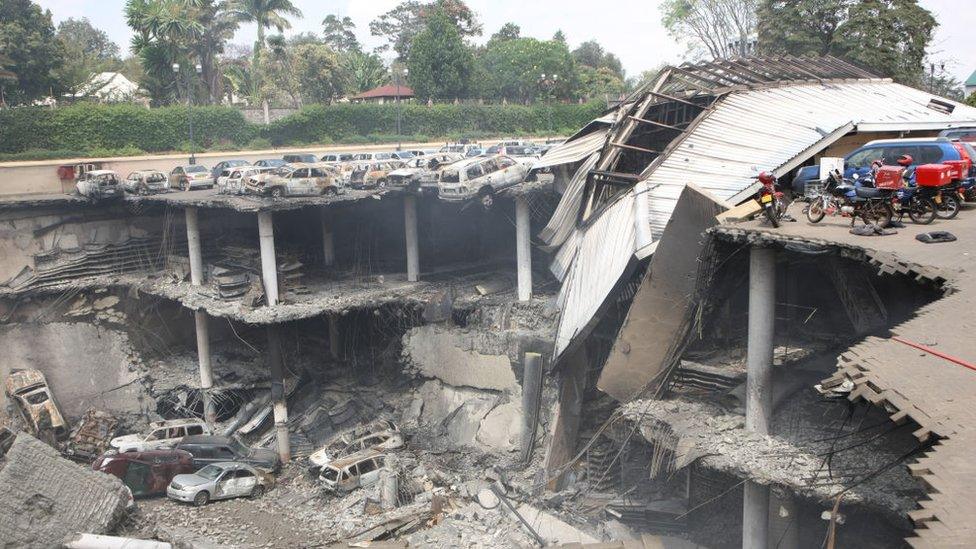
[0,433,132,547]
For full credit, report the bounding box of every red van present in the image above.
[93,449,196,497]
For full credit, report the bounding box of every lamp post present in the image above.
[173,62,203,164]
[538,73,558,138]
[394,67,409,151]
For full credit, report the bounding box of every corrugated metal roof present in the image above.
[553,193,636,358]
[539,153,599,251]
[533,129,609,169]
[640,81,976,235]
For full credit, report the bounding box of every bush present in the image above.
[0,101,606,158]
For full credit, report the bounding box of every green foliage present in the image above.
[572,40,623,79]
[0,0,66,104]
[756,0,936,86]
[340,50,388,94]
[967,92,976,108]
[578,66,626,100]
[293,44,343,104]
[54,17,124,94]
[407,8,474,101]
[263,102,603,146]
[322,15,360,52]
[477,37,577,103]
[0,103,257,154]
[370,0,481,60]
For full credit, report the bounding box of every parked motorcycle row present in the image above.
[756,154,974,229]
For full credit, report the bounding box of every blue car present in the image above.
[792,137,975,193]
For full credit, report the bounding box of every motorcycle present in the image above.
[806,170,894,227]
[754,171,787,227]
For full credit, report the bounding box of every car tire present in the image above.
[251,485,265,499]
[270,187,284,198]
[179,180,187,192]
[193,491,210,506]
[377,179,387,188]
[324,187,338,196]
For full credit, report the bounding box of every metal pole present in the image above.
[396,72,402,151]
[404,195,419,282]
[257,211,279,306]
[185,207,203,286]
[743,245,776,549]
[194,310,215,424]
[187,72,195,165]
[521,352,543,462]
[515,196,532,301]
[267,326,290,463]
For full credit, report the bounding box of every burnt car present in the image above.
[94,449,196,497]
[308,419,403,472]
[175,435,280,472]
[348,160,404,189]
[388,153,464,193]
[75,170,123,199]
[4,369,69,442]
[243,163,340,198]
[123,170,169,195]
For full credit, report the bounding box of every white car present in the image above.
[167,462,273,506]
[110,418,211,453]
[319,449,387,493]
[76,170,123,199]
[123,170,169,195]
[170,165,215,191]
[438,155,529,208]
[217,166,264,195]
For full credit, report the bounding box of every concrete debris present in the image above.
[66,409,119,461]
[0,433,132,547]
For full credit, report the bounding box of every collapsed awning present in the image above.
[533,127,610,170]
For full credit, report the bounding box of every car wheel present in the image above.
[250,485,265,499]
[138,185,149,196]
[324,187,338,196]
[479,189,495,210]
[179,180,187,192]
[270,187,283,198]
[193,491,210,506]
[377,179,388,189]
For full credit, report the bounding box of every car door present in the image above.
[214,468,237,499]
[465,163,484,191]
[357,457,382,488]
[144,428,168,450]
[235,468,258,496]
[497,156,522,186]
[169,167,182,187]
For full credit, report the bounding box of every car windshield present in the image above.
[507,146,533,155]
[466,148,483,157]
[321,467,338,482]
[186,165,207,173]
[228,160,248,167]
[24,390,49,405]
[196,465,224,480]
[396,151,415,159]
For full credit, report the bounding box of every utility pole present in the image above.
[395,67,409,151]
[173,62,202,164]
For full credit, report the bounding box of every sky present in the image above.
[35,0,976,84]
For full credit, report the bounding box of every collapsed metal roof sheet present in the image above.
[547,57,976,365]
[640,81,976,234]
[533,129,610,169]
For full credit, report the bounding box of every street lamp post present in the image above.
[538,73,558,138]
[173,62,203,164]
[394,67,409,151]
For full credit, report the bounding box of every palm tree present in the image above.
[226,0,302,120]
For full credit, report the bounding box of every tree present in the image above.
[340,50,387,94]
[967,92,976,108]
[260,33,301,106]
[578,66,626,100]
[406,8,474,101]
[552,30,567,45]
[488,23,520,45]
[370,0,481,60]
[757,0,936,86]
[322,15,359,52]
[227,0,302,108]
[660,0,757,59]
[0,0,66,104]
[54,18,123,94]
[294,43,343,104]
[478,37,577,103]
[921,63,964,101]
[572,40,624,79]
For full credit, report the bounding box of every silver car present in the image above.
[166,462,273,506]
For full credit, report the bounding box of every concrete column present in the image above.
[328,315,341,360]
[403,195,419,282]
[515,196,533,301]
[185,207,204,286]
[257,211,279,306]
[521,352,544,461]
[194,310,215,424]
[321,210,335,267]
[746,246,775,434]
[743,246,776,549]
[267,326,290,463]
[633,181,653,250]
[380,466,398,510]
